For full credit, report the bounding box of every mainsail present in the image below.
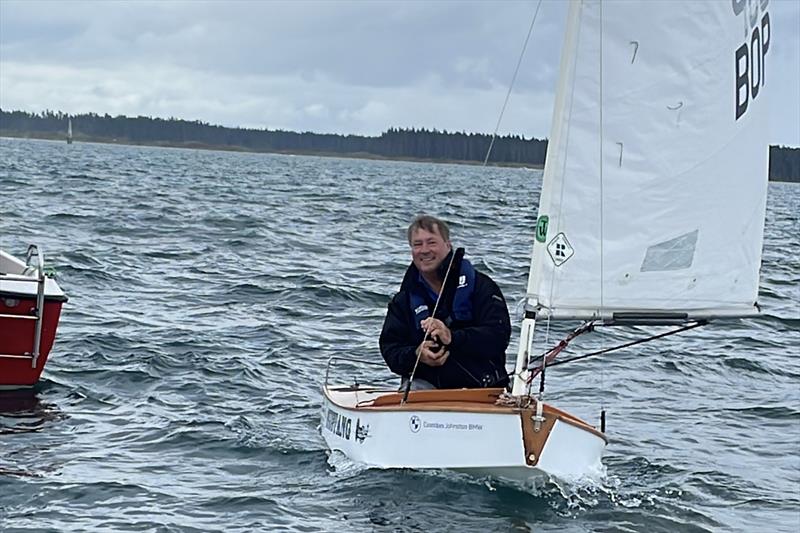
[527,0,771,322]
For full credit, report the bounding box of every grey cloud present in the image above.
[0,0,797,145]
[1,0,565,91]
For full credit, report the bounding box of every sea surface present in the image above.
[0,137,798,532]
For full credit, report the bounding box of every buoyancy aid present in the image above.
[408,250,475,329]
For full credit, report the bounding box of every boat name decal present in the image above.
[324,408,352,440]
[733,0,770,120]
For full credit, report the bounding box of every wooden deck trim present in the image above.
[323,386,608,442]
[554,414,608,443]
[369,387,505,406]
[368,401,517,414]
[539,403,607,442]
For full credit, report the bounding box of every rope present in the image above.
[544,321,707,370]
[495,391,536,408]
[528,320,595,381]
[482,0,544,166]
[401,249,461,403]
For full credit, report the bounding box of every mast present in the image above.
[512,1,582,396]
[66,118,73,145]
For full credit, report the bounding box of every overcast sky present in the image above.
[1,0,798,146]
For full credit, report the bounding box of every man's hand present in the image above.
[420,317,452,347]
[416,340,449,367]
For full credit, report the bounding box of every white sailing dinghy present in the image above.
[321,0,771,484]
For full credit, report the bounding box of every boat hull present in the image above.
[321,386,606,485]
[0,297,64,389]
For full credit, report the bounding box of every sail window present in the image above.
[640,230,698,272]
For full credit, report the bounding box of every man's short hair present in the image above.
[407,214,450,244]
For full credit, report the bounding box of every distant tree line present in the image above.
[1,109,797,181]
[769,146,800,182]
[0,109,545,167]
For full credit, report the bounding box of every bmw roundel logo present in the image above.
[409,415,421,433]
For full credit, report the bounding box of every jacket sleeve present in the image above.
[379,293,418,377]
[449,273,511,361]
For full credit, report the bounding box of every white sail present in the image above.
[527,0,771,321]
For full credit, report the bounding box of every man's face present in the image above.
[410,225,451,276]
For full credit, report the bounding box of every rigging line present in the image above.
[598,0,606,415]
[598,0,605,315]
[482,0,544,167]
[401,248,461,404]
[527,319,594,380]
[545,321,708,369]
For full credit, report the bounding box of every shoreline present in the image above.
[0,131,545,171]
[3,131,798,182]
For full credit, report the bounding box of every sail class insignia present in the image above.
[535,215,549,243]
[547,233,574,266]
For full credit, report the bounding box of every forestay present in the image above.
[527,0,771,321]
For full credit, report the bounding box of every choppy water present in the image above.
[1,137,798,532]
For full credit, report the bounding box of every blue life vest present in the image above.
[409,258,476,329]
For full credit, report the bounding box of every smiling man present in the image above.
[379,214,511,390]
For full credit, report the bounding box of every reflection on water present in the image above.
[0,388,65,478]
[0,389,62,435]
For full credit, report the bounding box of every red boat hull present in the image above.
[0,297,64,388]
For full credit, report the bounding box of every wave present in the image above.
[3,138,798,533]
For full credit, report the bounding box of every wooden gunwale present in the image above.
[323,385,608,443]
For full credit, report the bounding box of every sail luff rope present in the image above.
[401,249,460,404]
[482,0,543,167]
[534,0,582,397]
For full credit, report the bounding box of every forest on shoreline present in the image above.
[1,109,798,181]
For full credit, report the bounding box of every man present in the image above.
[380,215,511,389]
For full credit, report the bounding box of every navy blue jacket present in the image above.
[379,256,511,389]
